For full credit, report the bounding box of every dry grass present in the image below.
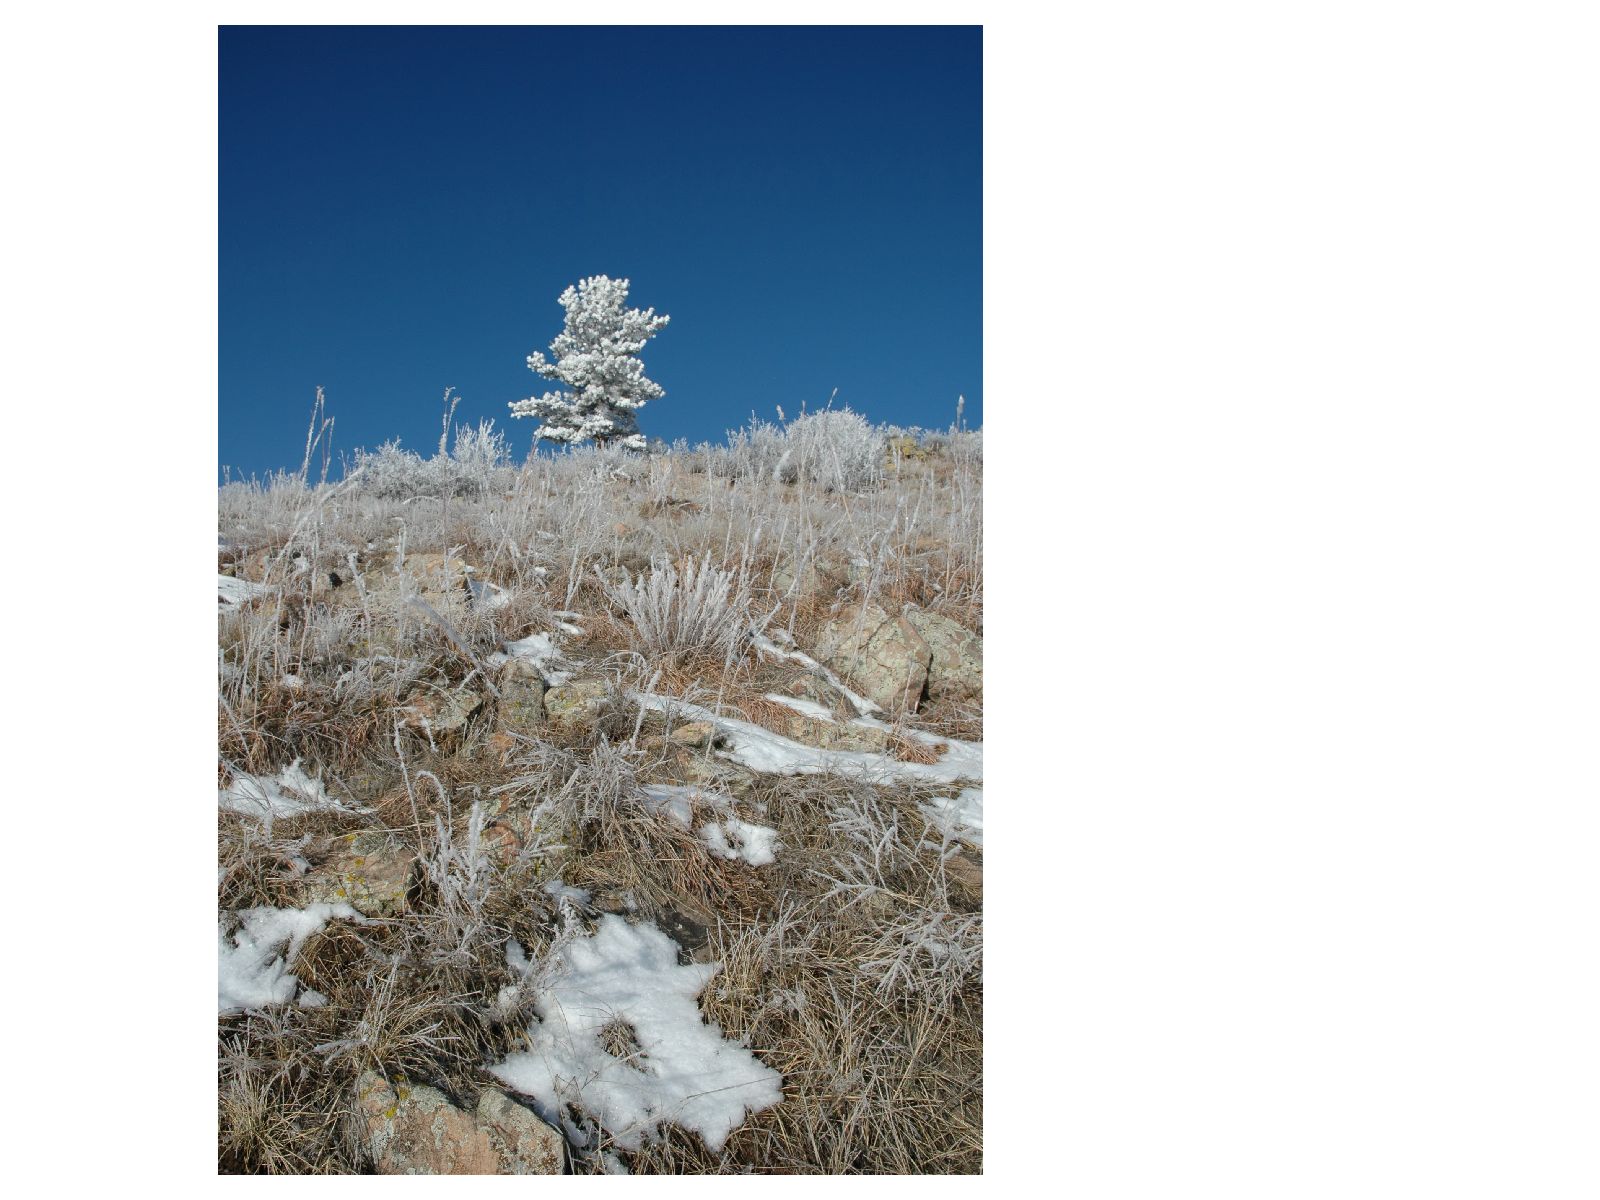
[218,429,981,1174]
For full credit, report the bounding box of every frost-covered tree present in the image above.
[508,275,670,452]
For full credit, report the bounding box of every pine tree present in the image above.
[508,275,671,452]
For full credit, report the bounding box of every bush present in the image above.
[348,420,510,500]
[705,407,884,493]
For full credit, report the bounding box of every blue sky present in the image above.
[219,25,981,480]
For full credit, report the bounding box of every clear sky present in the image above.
[219,25,981,480]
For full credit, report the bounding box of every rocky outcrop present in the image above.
[543,678,613,737]
[902,608,982,705]
[498,659,547,730]
[815,603,931,713]
[303,832,416,917]
[401,685,485,750]
[357,1073,563,1174]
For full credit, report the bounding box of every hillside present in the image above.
[217,416,983,1174]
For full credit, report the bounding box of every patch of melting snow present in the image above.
[762,693,836,722]
[700,817,778,866]
[633,693,982,785]
[750,632,881,717]
[217,575,270,607]
[467,576,512,611]
[921,787,984,848]
[218,902,362,1013]
[489,914,783,1153]
[490,630,574,686]
[638,784,778,866]
[219,760,363,823]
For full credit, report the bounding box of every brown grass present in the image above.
[217,433,982,1174]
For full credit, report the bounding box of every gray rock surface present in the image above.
[815,603,931,713]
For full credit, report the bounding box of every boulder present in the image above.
[402,685,485,749]
[902,608,983,705]
[303,831,416,917]
[475,1089,566,1174]
[666,721,724,750]
[357,1073,563,1175]
[498,659,547,730]
[543,678,612,737]
[815,603,931,713]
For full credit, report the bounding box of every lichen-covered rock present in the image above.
[666,721,724,750]
[475,1089,565,1174]
[356,1073,562,1175]
[303,832,415,917]
[902,608,982,705]
[543,677,612,736]
[402,685,485,748]
[815,603,931,713]
[498,659,547,730]
[775,712,890,753]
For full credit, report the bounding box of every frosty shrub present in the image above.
[598,554,754,664]
[509,275,670,453]
[348,420,510,500]
[709,408,883,492]
[713,418,788,481]
[775,409,884,492]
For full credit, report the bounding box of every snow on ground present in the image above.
[921,787,984,848]
[217,575,270,607]
[489,914,783,1152]
[467,576,512,611]
[638,784,779,866]
[487,630,575,685]
[218,902,362,1013]
[700,817,779,866]
[633,693,983,785]
[219,760,363,823]
[750,632,882,717]
[762,692,836,722]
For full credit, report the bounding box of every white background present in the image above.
[5,3,1596,1192]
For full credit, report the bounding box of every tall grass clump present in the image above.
[708,407,882,493]
[775,408,883,492]
[349,420,511,501]
[598,553,755,665]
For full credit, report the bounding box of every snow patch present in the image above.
[218,902,361,1013]
[638,784,778,865]
[762,693,835,722]
[217,575,270,607]
[489,914,783,1152]
[921,787,984,848]
[468,577,512,611]
[700,817,778,866]
[490,630,574,685]
[219,760,361,823]
[633,693,982,785]
[750,633,881,717]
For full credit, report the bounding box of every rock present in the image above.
[680,753,758,800]
[543,678,612,736]
[787,673,850,715]
[902,609,983,705]
[356,1073,562,1175]
[666,721,724,750]
[397,552,472,603]
[498,659,546,730]
[776,712,890,754]
[402,685,485,749]
[475,1089,566,1174]
[770,557,822,598]
[815,603,931,713]
[304,831,416,917]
